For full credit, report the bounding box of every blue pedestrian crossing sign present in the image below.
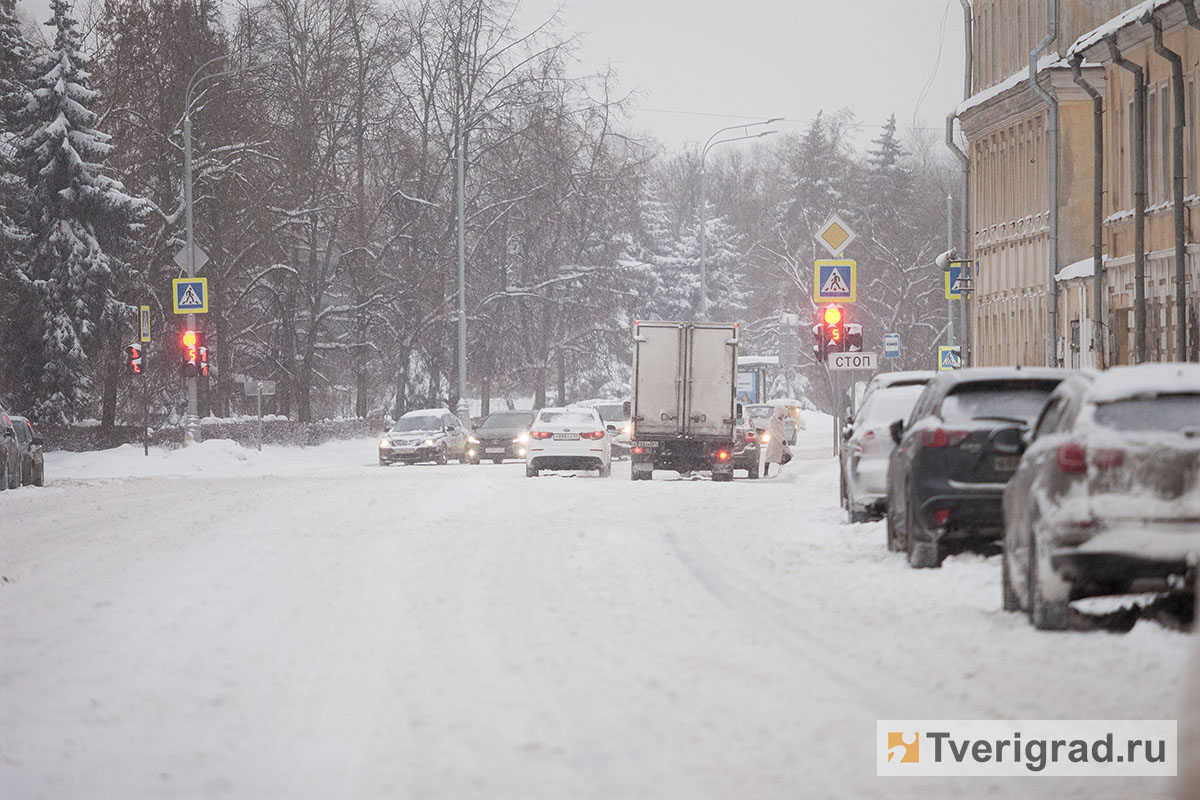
[883,333,900,358]
[172,278,209,314]
[945,261,971,300]
[814,259,856,302]
[937,345,962,371]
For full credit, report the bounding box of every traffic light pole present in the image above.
[183,109,200,445]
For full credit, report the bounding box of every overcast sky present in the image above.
[16,0,967,151]
[521,0,968,149]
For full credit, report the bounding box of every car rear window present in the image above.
[591,404,625,422]
[859,385,924,424]
[1093,393,1200,433]
[939,380,1059,425]
[538,411,595,425]
[480,412,534,429]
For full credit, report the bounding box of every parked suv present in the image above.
[1001,365,1200,629]
[9,416,45,487]
[885,368,1069,567]
[1,406,20,491]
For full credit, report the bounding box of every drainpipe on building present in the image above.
[1175,0,1200,360]
[1030,0,1059,367]
[1147,13,1187,362]
[958,0,972,365]
[1069,54,1105,369]
[1107,36,1148,364]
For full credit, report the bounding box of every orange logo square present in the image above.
[887,731,919,763]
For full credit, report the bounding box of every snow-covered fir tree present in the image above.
[0,0,27,253]
[12,0,145,422]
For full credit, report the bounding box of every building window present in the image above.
[1161,80,1171,204]
[1189,75,1196,197]
[1148,88,1158,204]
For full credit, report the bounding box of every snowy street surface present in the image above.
[1,427,1193,799]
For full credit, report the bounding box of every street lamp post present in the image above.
[455,134,468,423]
[181,52,277,444]
[698,118,781,320]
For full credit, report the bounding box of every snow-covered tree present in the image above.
[12,0,146,422]
[0,0,27,254]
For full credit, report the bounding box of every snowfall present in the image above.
[2,412,1197,799]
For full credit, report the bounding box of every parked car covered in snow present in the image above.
[8,416,44,487]
[843,382,925,522]
[466,410,536,464]
[574,398,632,458]
[1000,364,1200,630]
[1,406,20,491]
[526,406,611,477]
[379,408,470,465]
[858,369,936,409]
[885,367,1070,568]
[732,410,761,479]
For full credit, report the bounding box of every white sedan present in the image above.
[525,407,612,477]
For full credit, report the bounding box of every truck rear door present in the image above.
[684,324,737,439]
[632,323,686,437]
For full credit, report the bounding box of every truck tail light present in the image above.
[716,450,730,461]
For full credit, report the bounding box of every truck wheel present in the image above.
[631,464,652,481]
[1,460,8,491]
[33,461,44,487]
[492,458,504,465]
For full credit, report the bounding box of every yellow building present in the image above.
[957,0,1198,366]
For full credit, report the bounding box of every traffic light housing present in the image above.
[125,344,144,375]
[845,323,863,352]
[823,304,845,353]
[812,323,826,363]
[197,332,208,377]
[180,329,199,377]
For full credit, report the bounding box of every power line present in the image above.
[636,105,945,133]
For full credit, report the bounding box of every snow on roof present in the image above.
[1067,0,1173,58]
[738,356,780,366]
[1055,257,1100,282]
[957,52,1063,116]
[1088,363,1200,403]
[402,407,450,416]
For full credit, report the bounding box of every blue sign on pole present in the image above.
[883,333,900,359]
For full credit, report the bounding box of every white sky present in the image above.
[522,0,968,149]
[16,0,968,151]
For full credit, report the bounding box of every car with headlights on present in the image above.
[1000,364,1200,629]
[8,416,44,487]
[843,383,925,522]
[526,406,611,477]
[466,410,535,464]
[574,398,632,458]
[379,408,469,465]
[885,367,1070,568]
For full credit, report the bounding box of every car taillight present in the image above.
[920,428,969,448]
[580,431,606,440]
[931,508,950,526]
[853,429,876,457]
[1092,448,1124,469]
[632,446,644,454]
[716,450,730,461]
[529,430,553,440]
[744,430,757,443]
[1056,441,1087,473]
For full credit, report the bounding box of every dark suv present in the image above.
[885,368,1070,568]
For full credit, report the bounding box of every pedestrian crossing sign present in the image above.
[938,345,962,371]
[172,278,208,314]
[814,259,856,303]
[945,261,971,300]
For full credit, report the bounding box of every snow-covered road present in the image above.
[1,435,1192,798]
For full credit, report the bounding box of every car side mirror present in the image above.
[445,425,457,433]
[736,402,744,418]
[31,435,43,446]
[992,425,1027,455]
[622,401,631,418]
[889,419,904,445]
[606,423,617,432]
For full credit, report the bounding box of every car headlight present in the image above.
[468,435,480,444]
[761,432,770,443]
[424,438,435,447]
[379,438,390,448]
[514,433,528,443]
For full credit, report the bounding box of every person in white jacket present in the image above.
[763,405,793,476]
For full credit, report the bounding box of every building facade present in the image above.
[957,0,1199,367]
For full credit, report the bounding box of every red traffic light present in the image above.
[182,330,197,348]
[125,344,143,375]
[823,305,843,326]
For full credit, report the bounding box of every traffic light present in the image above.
[845,323,863,352]
[180,329,199,377]
[812,323,826,363]
[823,304,845,353]
[197,332,209,377]
[125,344,144,375]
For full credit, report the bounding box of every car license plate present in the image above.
[485,447,505,454]
[553,433,579,441]
[994,455,1019,472]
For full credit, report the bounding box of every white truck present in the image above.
[627,321,740,481]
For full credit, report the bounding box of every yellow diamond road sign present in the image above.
[817,214,856,257]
